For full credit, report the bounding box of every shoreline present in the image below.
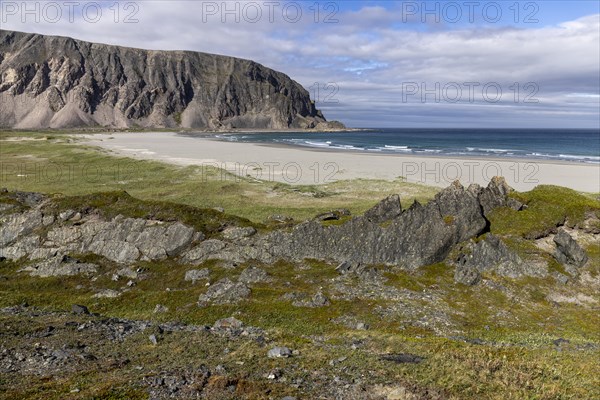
[254,141,597,167]
[82,131,600,193]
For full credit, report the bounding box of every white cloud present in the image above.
[2,1,598,127]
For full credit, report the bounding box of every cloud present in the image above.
[2,1,599,127]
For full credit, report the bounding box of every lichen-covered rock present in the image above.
[0,210,42,247]
[92,289,121,298]
[181,239,227,264]
[267,346,292,358]
[198,278,250,305]
[454,264,481,286]
[554,229,588,267]
[222,227,256,240]
[0,235,40,260]
[20,255,98,278]
[184,269,210,283]
[238,266,270,284]
[40,216,196,264]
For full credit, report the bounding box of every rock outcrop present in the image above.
[265,179,510,269]
[453,234,546,284]
[554,229,588,268]
[0,30,343,130]
[0,178,527,275]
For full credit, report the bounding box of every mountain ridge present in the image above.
[0,30,343,130]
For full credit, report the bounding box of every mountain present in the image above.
[0,30,343,130]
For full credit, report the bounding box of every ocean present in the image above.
[210,128,600,164]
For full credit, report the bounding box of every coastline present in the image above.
[82,131,600,192]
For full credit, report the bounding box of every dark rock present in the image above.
[478,176,514,217]
[363,194,402,223]
[554,229,588,267]
[379,353,424,364]
[315,212,340,222]
[71,304,89,315]
[454,234,543,279]
[267,179,493,269]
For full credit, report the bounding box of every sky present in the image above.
[1,0,599,128]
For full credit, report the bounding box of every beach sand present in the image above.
[83,132,600,193]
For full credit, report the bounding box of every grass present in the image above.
[1,131,600,399]
[489,185,600,239]
[0,131,439,223]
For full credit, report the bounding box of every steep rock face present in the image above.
[265,179,500,269]
[0,30,336,130]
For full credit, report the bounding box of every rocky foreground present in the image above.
[1,178,599,399]
[0,30,344,130]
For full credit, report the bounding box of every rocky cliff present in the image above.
[0,30,340,130]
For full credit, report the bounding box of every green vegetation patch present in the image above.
[489,185,600,238]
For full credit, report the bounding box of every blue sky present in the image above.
[2,0,599,128]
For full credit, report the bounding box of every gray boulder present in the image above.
[554,230,588,268]
[71,304,90,315]
[181,239,227,264]
[222,227,257,240]
[184,269,210,283]
[267,347,293,358]
[238,266,270,284]
[198,278,250,305]
[454,264,481,286]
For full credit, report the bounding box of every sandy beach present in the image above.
[84,132,600,192]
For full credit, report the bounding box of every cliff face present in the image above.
[0,30,335,130]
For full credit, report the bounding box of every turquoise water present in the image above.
[204,128,600,163]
